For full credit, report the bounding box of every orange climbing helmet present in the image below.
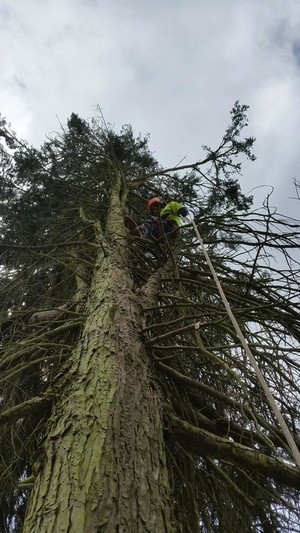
[147,197,163,213]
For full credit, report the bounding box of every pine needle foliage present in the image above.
[0,103,300,532]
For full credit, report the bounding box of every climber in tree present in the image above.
[139,197,188,241]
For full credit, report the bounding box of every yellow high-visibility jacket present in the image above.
[160,201,185,227]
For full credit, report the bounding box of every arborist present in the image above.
[138,197,188,241]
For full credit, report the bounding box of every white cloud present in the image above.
[0,0,300,214]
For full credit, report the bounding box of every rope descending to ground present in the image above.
[187,216,300,471]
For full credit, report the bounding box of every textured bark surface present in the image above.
[23,246,174,532]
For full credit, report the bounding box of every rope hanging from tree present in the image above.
[185,216,300,471]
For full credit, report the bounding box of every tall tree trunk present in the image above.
[23,243,174,531]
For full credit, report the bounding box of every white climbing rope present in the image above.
[186,216,300,471]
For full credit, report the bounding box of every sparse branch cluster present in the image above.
[140,203,300,530]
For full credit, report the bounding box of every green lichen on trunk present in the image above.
[23,184,174,532]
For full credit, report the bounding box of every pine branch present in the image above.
[0,394,53,425]
[168,415,300,489]
[157,361,294,451]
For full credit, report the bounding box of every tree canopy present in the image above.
[0,103,300,532]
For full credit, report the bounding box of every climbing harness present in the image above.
[185,216,300,471]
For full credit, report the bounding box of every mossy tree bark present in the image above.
[23,181,174,532]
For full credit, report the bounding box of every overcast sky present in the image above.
[1,0,300,216]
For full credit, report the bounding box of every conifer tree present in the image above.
[0,103,300,532]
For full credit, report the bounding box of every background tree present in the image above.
[0,103,300,532]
